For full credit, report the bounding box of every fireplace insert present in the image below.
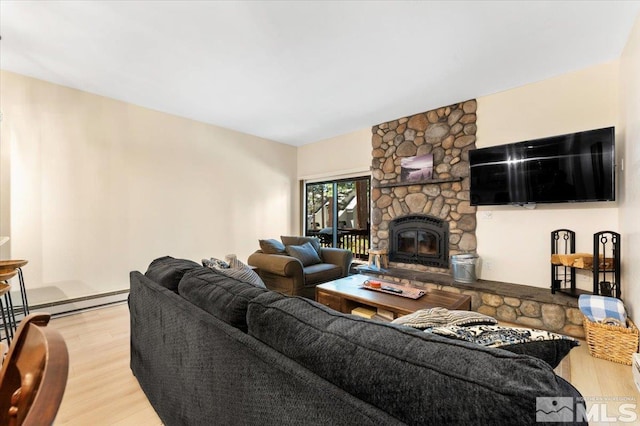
[389,215,449,268]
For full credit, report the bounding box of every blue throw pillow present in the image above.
[286,242,322,266]
[281,236,322,256]
[259,239,286,254]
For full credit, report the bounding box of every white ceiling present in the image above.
[1,1,640,146]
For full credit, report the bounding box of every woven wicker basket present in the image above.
[583,317,639,365]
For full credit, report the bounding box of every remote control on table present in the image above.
[381,286,403,294]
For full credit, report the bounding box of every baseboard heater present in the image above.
[26,290,129,318]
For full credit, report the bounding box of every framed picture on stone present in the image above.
[400,154,434,182]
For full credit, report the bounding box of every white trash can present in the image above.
[451,254,479,283]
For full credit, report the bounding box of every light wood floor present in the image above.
[51,304,162,425]
[48,303,639,425]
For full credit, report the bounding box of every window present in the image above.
[304,177,370,260]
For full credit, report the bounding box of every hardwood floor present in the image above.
[48,303,639,425]
[51,303,161,425]
[569,344,640,425]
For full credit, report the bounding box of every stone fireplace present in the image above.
[371,100,478,272]
[389,214,449,268]
[366,100,586,338]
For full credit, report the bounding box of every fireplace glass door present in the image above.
[397,230,437,255]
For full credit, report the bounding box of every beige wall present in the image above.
[0,100,9,261]
[297,128,371,180]
[0,71,297,305]
[297,128,371,235]
[619,14,640,320]
[2,39,634,305]
[301,62,620,290]
[475,62,619,289]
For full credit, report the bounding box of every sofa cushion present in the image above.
[247,292,582,425]
[285,242,322,267]
[303,263,343,286]
[281,236,322,256]
[498,339,578,369]
[259,239,286,254]
[178,267,268,332]
[144,256,201,293]
[428,324,579,368]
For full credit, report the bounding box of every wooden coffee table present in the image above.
[316,274,471,320]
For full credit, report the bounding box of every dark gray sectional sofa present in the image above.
[129,256,586,425]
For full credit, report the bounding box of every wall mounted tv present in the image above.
[469,126,615,206]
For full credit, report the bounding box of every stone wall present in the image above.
[474,291,584,338]
[370,270,585,338]
[371,100,478,272]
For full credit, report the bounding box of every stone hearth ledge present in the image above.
[360,267,584,338]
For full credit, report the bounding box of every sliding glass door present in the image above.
[304,177,370,260]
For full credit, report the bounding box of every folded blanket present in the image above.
[578,294,627,324]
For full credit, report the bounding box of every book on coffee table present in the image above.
[351,307,377,319]
[376,308,395,321]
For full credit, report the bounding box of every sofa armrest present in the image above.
[248,252,304,277]
[320,248,353,277]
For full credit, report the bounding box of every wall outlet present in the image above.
[577,274,591,283]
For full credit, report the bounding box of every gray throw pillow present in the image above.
[281,236,322,256]
[392,307,450,328]
[286,242,322,266]
[392,307,497,329]
[259,239,286,254]
[447,310,498,327]
[218,261,266,289]
[203,256,266,288]
[225,254,241,269]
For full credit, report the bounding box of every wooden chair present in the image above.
[0,260,30,316]
[0,313,69,426]
[0,278,18,344]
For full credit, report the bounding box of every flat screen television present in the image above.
[469,126,615,206]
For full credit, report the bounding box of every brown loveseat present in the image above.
[247,236,352,300]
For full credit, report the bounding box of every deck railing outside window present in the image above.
[309,229,369,260]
